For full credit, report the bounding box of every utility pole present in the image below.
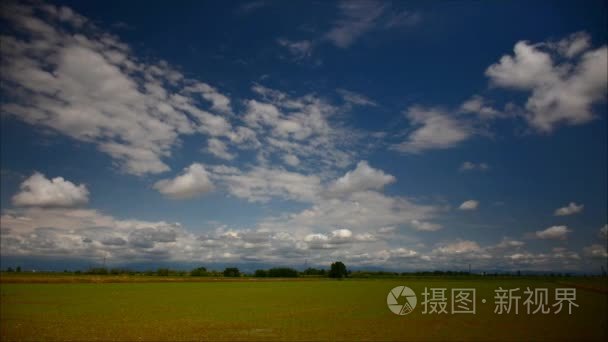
[468,264,471,274]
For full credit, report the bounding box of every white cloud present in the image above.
[583,244,608,258]
[183,82,232,114]
[323,1,421,49]
[459,95,501,119]
[554,31,592,58]
[410,219,442,232]
[600,224,608,239]
[153,163,214,199]
[324,1,387,48]
[207,138,235,160]
[337,89,377,107]
[0,3,235,175]
[1,205,601,270]
[282,154,300,167]
[303,228,375,249]
[0,207,197,262]
[244,85,354,170]
[485,32,607,132]
[459,200,479,211]
[459,161,489,172]
[260,189,438,238]
[212,166,322,203]
[494,238,525,249]
[535,225,571,240]
[328,161,395,195]
[392,106,471,153]
[434,240,481,255]
[277,39,314,60]
[554,202,584,216]
[12,172,89,208]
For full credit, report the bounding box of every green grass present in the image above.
[1,277,607,341]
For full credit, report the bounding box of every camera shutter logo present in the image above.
[387,286,417,315]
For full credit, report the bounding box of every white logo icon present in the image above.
[387,286,417,315]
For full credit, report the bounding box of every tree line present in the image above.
[1,261,351,278]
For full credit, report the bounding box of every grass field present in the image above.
[1,275,607,341]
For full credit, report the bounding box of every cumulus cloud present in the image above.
[244,84,353,170]
[0,207,191,262]
[260,189,438,239]
[1,205,601,270]
[328,161,395,195]
[12,172,89,207]
[153,163,214,199]
[433,240,481,255]
[554,202,584,216]
[0,2,235,175]
[0,4,359,179]
[485,32,607,132]
[459,200,479,211]
[303,229,376,249]
[535,225,571,240]
[392,106,471,153]
[459,161,489,172]
[211,165,322,203]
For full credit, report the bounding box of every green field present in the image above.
[1,276,607,341]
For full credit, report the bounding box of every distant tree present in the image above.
[254,269,267,277]
[191,267,208,277]
[157,268,170,276]
[328,261,347,279]
[87,267,108,275]
[16,266,21,273]
[7,267,14,272]
[223,267,240,277]
[302,267,326,276]
[267,267,298,277]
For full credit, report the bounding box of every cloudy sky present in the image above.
[1,0,606,272]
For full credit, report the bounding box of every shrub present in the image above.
[191,267,208,277]
[254,269,267,277]
[223,267,240,277]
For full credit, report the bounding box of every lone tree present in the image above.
[190,267,208,277]
[328,261,347,279]
[223,267,240,277]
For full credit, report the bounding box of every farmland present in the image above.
[1,275,607,341]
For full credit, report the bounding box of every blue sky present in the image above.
[1,0,606,272]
